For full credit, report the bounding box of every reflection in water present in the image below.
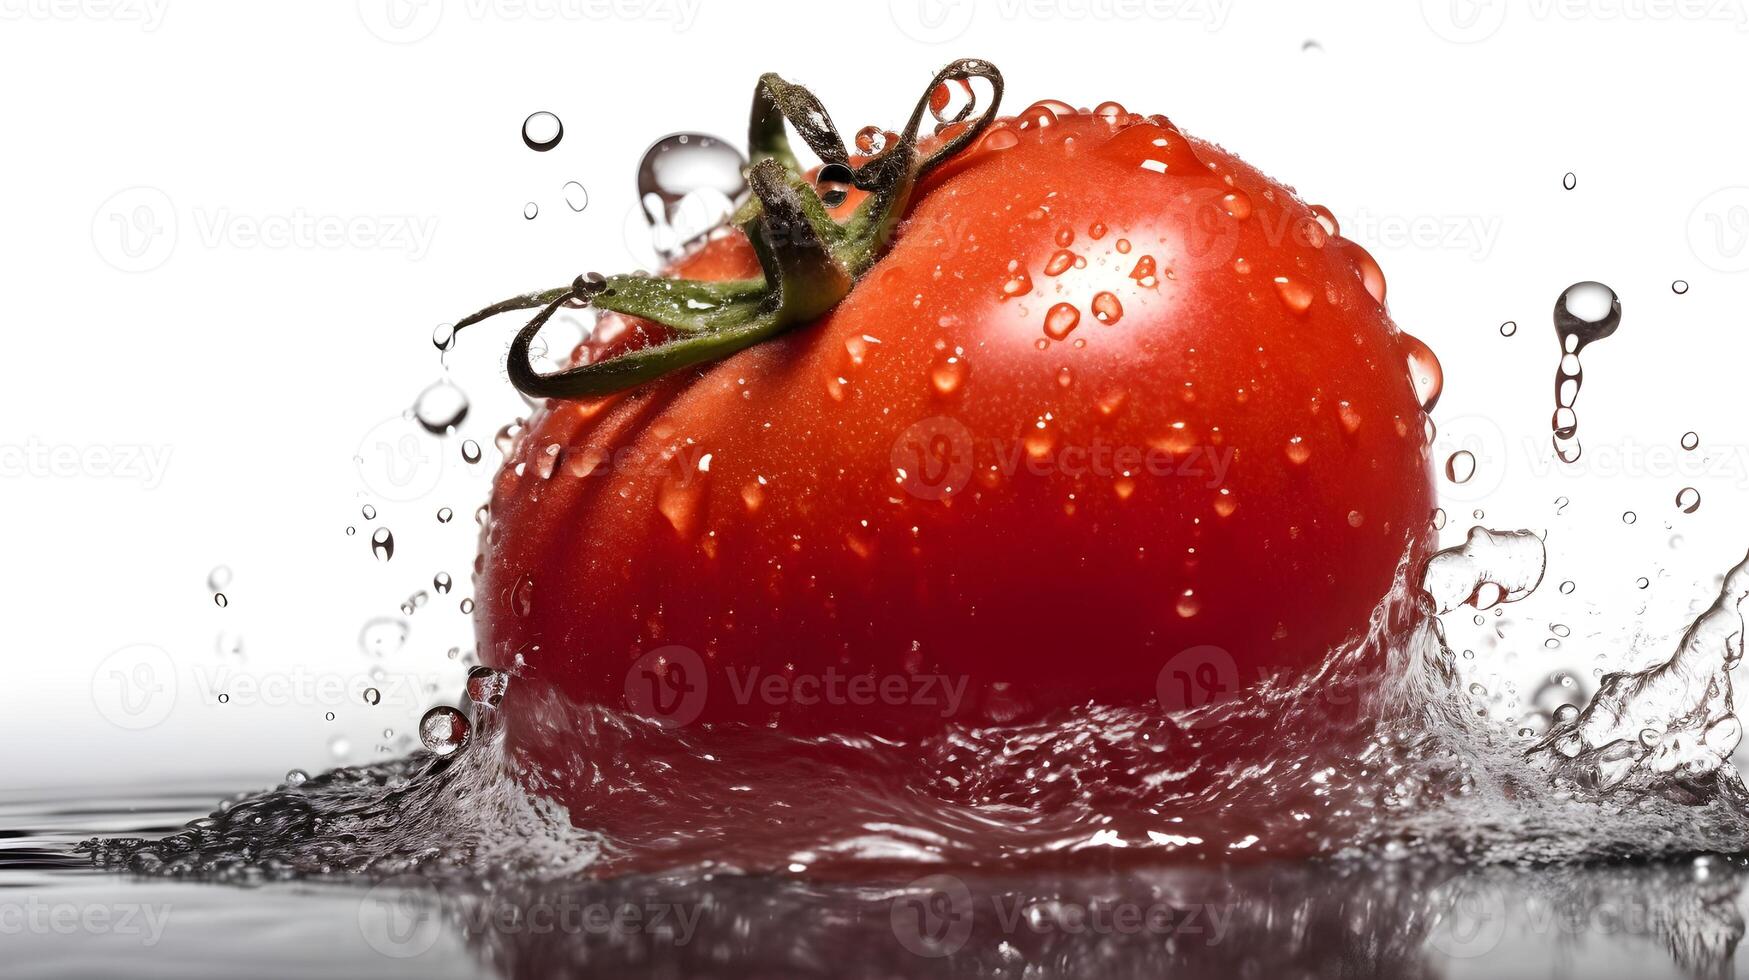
[361,860,1745,979]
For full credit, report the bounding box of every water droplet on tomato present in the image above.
[1175,589,1201,618]
[1044,249,1076,276]
[1273,276,1316,314]
[929,354,966,396]
[1285,436,1311,465]
[1092,292,1123,324]
[1401,333,1444,413]
[419,705,470,756]
[1221,191,1253,219]
[1337,400,1362,434]
[1309,204,1339,237]
[1043,303,1081,340]
[466,666,509,707]
[1094,101,1127,123]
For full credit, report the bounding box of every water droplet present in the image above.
[1676,487,1701,513]
[1561,172,1577,190]
[213,592,228,608]
[1044,249,1076,276]
[1401,333,1444,413]
[523,201,539,220]
[363,687,381,706]
[1091,292,1123,324]
[556,180,590,213]
[436,507,454,524]
[1432,507,1447,530]
[345,526,356,536]
[854,125,888,154]
[1672,279,1689,295]
[1499,320,1516,337]
[1175,589,1201,618]
[815,162,853,208]
[1622,511,1637,525]
[362,504,378,520]
[1550,281,1619,463]
[1637,577,1651,589]
[1285,436,1311,465]
[929,78,975,123]
[206,565,233,593]
[637,133,749,257]
[461,439,482,464]
[521,110,563,151]
[1272,276,1315,314]
[1681,431,1700,451]
[419,705,471,756]
[413,379,469,435]
[432,322,455,352]
[466,666,510,707]
[1346,510,1364,527]
[1554,703,1580,724]
[930,354,967,396]
[1444,450,1476,484]
[284,769,308,787]
[459,597,476,615]
[434,572,453,593]
[370,527,395,561]
[1043,303,1081,340]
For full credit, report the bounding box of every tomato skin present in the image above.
[477,107,1435,736]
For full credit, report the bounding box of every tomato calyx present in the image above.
[451,58,1005,399]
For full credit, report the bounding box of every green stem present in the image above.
[451,58,1004,400]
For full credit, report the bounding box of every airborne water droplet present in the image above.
[370,527,395,561]
[436,507,453,523]
[523,202,539,220]
[413,379,469,435]
[1676,487,1701,513]
[363,687,381,706]
[1401,333,1444,413]
[461,439,482,464]
[1499,320,1516,337]
[362,504,377,521]
[434,572,453,593]
[1550,281,1619,464]
[1672,279,1689,295]
[213,593,228,608]
[1445,450,1476,484]
[521,111,563,152]
[1681,431,1700,451]
[1562,172,1577,190]
[636,133,748,258]
[562,181,589,212]
[419,705,471,756]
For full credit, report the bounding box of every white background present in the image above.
[4,0,1749,787]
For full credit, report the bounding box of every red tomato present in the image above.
[475,100,1435,738]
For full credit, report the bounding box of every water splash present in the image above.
[1550,281,1620,463]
